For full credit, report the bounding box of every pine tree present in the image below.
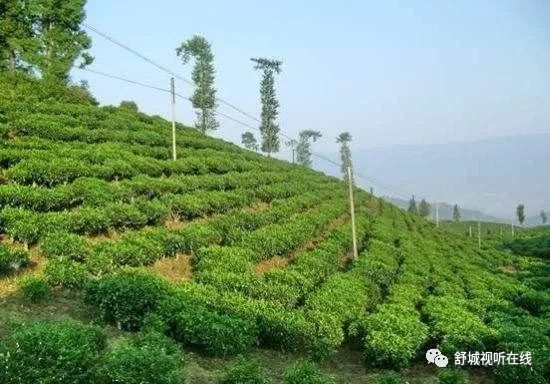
[336,132,352,180]
[540,210,547,225]
[408,196,418,214]
[251,57,282,157]
[296,130,321,167]
[516,204,525,226]
[241,131,258,151]
[419,198,431,218]
[453,204,461,222]
[176,36,218,134]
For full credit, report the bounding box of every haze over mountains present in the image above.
[316,133,549,224]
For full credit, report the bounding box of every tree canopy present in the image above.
[251,57,282,157]
[176,35,218,134]
[296,130,322,167]
[336,132,352,180]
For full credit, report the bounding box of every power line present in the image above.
[75,60,415,199]
[75,67,171,94]
[84,23,261,124]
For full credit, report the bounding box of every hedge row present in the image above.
[2,181,323,244]
[0,244,29,276]
[0,170,325,212]
[84,271,259,357]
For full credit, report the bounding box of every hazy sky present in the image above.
[73,0,550,156]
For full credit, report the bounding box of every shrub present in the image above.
[84,271,169,331]
[163,294,259,356]
[363,303,428,369]
[216,356,270,384]
[96,332,184,384]
[283,361,335,384]
[44,258,89,289]
[438,369,469,384]
[375,371,407,384]
[0,245,29,276]
[40,231,89,261]
[0,320,105,384]
[20,276,49,302]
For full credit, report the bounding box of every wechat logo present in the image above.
[426,348,448,368]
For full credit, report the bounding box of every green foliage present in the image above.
[516,204,525,226]
[375,371,407,384]
[419,198,431,218]
[453,204,461,222]
[438,369,469,384]
[216,356,271,384]
[296,130,322,167]
[363,303,428,369]
[162,291,259,356]
[336,132,353,179]
[40,231,88,260]
[0,244,29,275]
[119,100,139,112]
[20,276,49,302]
[96,332,184,384]
[84,270,169,331]
[283,361,335,384]
[407,196,418,214]
[0,320,105,384]
[251,57,282,156]
[176,35,218,133]
[242,131,259,151]
[44,257,89,288]
[505,234,550,259]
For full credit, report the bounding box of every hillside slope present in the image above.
[0,77,548,383]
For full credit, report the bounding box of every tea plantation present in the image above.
[0,77,548,383]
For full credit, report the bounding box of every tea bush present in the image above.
[0,320,105,384]
[84,270,169,331]
[96,332,184,384]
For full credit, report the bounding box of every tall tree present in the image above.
[453,204,461,222]
[296,130,321,167]
[0,0,33,72]
[26,0,93,82]
[176,36,218,134]
[285,139,298,163]
[250,57,282,157]
[408,196,418,214]
[336,132,352,179]
[419,198,431,218]
[516,204,525,226]
[541,210,547,225]
[241,131,258,151]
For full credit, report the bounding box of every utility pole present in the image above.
[347,166,358,260]
[435,202,440,227]
[477,221,481,250]
[469,225,472,237]
[511,216,515,237]
[170,77,177,161]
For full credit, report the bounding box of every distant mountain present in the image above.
[383,197,505,223]
[316,134,550,221]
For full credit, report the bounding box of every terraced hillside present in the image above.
[0,78,548,384]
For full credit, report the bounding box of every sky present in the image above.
[73,0,550,177]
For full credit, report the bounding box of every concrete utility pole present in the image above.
[347,166,358,260]
[170,77,177,161]
[469,225,472,237]
[511,216,515,236]
[477,221,481,250]
[435,202,440,227]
